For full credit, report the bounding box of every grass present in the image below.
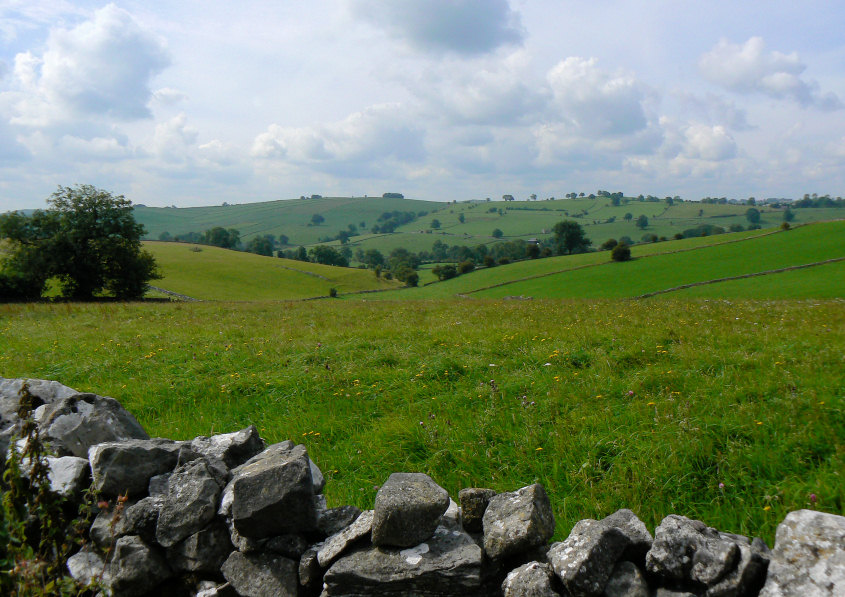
[379,222,843,300]
[144,241,397,300]
[134,194,844,257]
[2,299,842,544]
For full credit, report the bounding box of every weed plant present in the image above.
[1,299,842,545]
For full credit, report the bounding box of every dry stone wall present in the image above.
[1,378,843,597]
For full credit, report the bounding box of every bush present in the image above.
[600,238,618,251]
[611,243,632,262]
[483,255,496,268]
[780,222,791,230]
[329,287,338,298]
[457,260,475,274]
[498,257,511,265]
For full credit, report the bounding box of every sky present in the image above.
[1,1,843,210]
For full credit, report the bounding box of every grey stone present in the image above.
[38,393,149,458]
[156,457,225,547]
[602,561,649,597]
[372,472,451,548]
[602,509,653,565]
[548,519,630,597]
[759,509,845,597]
[299,542,325,592]
[115,496,162,543]
[318,505,363,537]
[265,533,310,559]
[190,425,265,469]
[228,442,317,538]
[502,561,562,596]
[67,549,107,587]
[322,524,484,596]
[167,520,233,573]
[646,515,739,588]
[705,537,769,597]
[89,438,196,498]
[483,483,555,561]
[0,378,77,428]
[318,509,374,567]
[107,535,172,597]
[310,457,326,493]
[90,505,118,549]
[655,590,697,597]
[221,551,298,597]
[196,581,238,597]
[148,472,171,496]
[42,455,90,498]
[460,487,497,534]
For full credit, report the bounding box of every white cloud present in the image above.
[547,57,651,136]
[252,103,425,176]
[152,113,198,161]
[349,0,524,55]
[699,37,842,110]
[4,4,170,126]
[682,124,736,161]
[152,87,188,106]
[674,91,751,131]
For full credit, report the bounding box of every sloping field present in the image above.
[371,222,844,300]
[135,196,442,245]
[145,241,398,300]
[473,221,845,299]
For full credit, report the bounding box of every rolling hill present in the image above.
[144,241,399,301]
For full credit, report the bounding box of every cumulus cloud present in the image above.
[349,0,524,55]
[699,37,842,110]
[674,91,751,131]
[547,57,651,136]
[252,103,425,176]
[681,124,736,161]
[4,4,170,126]
[152,87,188,106]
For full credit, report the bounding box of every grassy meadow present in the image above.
[2,298,842,544]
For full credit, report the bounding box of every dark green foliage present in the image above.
[309,245,348,267]
[457,260,475,274]
[329,287,338,298]
[458,213,465,224]
[430,219,441,229]
[745,208,761,224]
[525,243,540,259]
[382,192,404,199]
[204,226,240,249]
[783,208,795,222]
[492,228,503,238]
[432,264,458,280]
[635,214,649,229]
[0,185,160,300]
[1,383,96,594]
[245,235,274,256]
[600,238,618,251]
[552,220,592,255]
[681,224,726,238]
[611,242,631,261]
[483,255,496,268]
[311,213,325,225]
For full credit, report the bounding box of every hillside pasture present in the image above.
[145,241,397,300]
[1,299,841,545]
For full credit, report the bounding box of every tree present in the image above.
[635,215,649,229]
[782,207,795,222]
[745,208,761,224]
[624,212,633,222]
[0,184,160,300]
[311,213,325,225]
[458,213,465,223]
[611,243,631,262]
[552,220,592,255]
[492,228,503,238]
[502,194,515,201]
[525,243,540,259]
[600,238,618,251]
[246,236,274,256]
[431,219,441,229]
[432,264,457,280]
[204,227,240,249]
[308,245,348,267]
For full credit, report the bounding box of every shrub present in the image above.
[600,238,618,251]
[329,287,338,298]
[458,260,475,274]
[780,222,791,230]
[498,257,511,265]
[483,255,496,268]
[611,243,632,262]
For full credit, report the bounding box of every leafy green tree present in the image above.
[552,220,592,255]
[492,228,503,238]
[309,245,348,267]
[783,207,795,222]
[525,243,540,259]
[611,243,631,261]
[624,212,633,222]
[158,231,172,241]
[745,208,761,224]
[204,226,240,249]
[431,219,441,229]
[0,185,160,300]
[635,215,649,229]
[600,238,618,251]
[458,213,465,223]
[311,213,325,225]
[432,264,458,280]
[246,235,274,256]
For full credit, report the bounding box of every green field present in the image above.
[144,241,398,300]
[134,195,843,257]
[2,299,842,545]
